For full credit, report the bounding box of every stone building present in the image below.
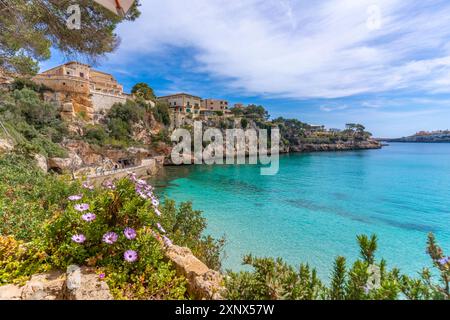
[33,62,128,121]
[201,98,230,116]
[158,93,203,115]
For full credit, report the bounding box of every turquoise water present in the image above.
[151,143,450,281]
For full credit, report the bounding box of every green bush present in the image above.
[0,157,225,299]
[0,88,68,157]
[153,101,171,126]
[225,234,450,300]
[0,154,79,241]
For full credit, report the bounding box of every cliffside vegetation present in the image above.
[225,234,450,300]
[0,153,223,299]
[0,87,68,157]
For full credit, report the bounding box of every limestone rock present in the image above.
[34,154,48,172]
[21,271,65,300]
[0,138,13,153]
[0,284,23,300]
[64,266,113,300]
[165,245,224,300]
[48,153,83,173]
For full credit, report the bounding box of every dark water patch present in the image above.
[332,192,350,201]
[372,216,437,233]
[286,199,373,224]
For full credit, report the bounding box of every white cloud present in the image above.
[109,0,450,99]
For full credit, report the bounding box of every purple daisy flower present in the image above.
[103,180,116,190]
[438,257,449,266]
[124,227,137,240]
[82,213,96,222]
[163,236,173,247]
[124,250,138,263]
[82,182,94,191]
[156,223,166,234]
[68,194,83,201]
[102,232,118,244]
[98,273,106,279]
[151,198,160,207]
[71,234,86,244]
[74,203,90,212]
[136,179,147,186]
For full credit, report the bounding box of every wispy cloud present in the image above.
[109,0,450,99]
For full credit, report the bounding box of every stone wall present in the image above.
[0,266,112,300]
[91,91,127,113]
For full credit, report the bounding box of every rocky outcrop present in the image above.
[288,140,381,153]
[20,271,66,300]
[165,245,224,300]
[0,138,13,153]
[34,154,48,172]
[47,152,83,173]
[64,265,113,300]
[0,265,112,300]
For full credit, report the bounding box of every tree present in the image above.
[131,82,156,101]
[0,0,141,75]
[241,118,249,129]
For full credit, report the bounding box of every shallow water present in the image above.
[150,143,450,281]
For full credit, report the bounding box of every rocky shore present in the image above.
[287,140,382,153]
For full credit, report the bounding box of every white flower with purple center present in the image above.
[136,179,147,186]
[74,203,90,212]
[124,250,138,263]
[71,234,86,244]
[151,198,159,207]
[68,194,83,201]
[102,232,118,244]
[82,213,96,222]
[163,236,173,247]
[103,181,116,190]
[124,227,137,240]
[438,257,449,266]
[82,182,94,190]
[154,208,162,217]
[156,223,166,234]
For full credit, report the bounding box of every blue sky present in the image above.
[41,0,450,138]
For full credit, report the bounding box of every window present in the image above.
[80,72,84,78]
[66,72,70,75]
[63,82,66,85]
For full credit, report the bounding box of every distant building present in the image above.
[202,98,229,111]
[201,98,231,117]
[308,124,325,132]
[158,93,203,116]
[33,61,128,115]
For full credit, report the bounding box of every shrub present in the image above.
[0,164,225,299]
[153,101,171,126]
[241,118,249,129]
[0,154,80,241]
[5,176,189,299]
[225,234,450,300]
